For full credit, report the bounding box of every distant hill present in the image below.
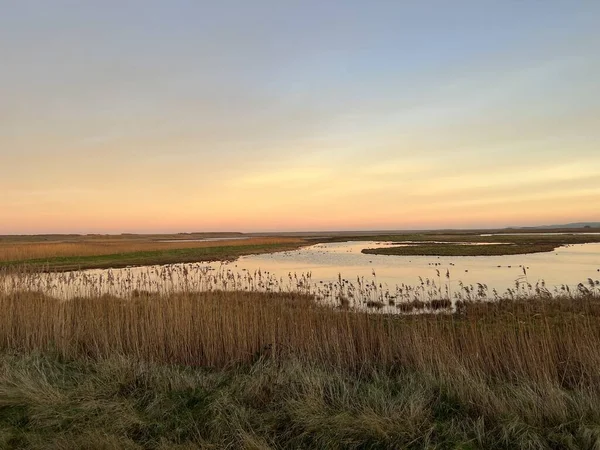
[518,222,600,230]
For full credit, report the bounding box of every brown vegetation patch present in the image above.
[0,237,303,263]
[1,289,599,388]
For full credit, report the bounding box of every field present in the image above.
[0,236,306,271]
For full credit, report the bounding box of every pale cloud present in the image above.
[232,167,333,187]
[410,161,600,197]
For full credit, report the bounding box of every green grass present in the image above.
[2,352,600,449]
[362,242,558,256]
[0,242,304,272]
[351,232,600,256]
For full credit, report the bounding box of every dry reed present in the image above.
[0,237,303,262]
[1,288,600,389]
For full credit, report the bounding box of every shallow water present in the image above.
[3,241,599,311]
[234,241,600,293]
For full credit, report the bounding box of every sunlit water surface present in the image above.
[3,241,599,312]
[237,241,600,292]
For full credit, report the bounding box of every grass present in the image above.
[1,289,600,448]
[1,228,600,449]
[0,238,306,271]
[4,352,600,449]
[362,242,557,256]
[0,232,245,244]
[2,289,600,376]
[354,232,600,256]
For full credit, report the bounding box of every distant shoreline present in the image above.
[2,230,600,271]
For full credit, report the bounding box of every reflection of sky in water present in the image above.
[232,241,600,293]
[4,241,599,302]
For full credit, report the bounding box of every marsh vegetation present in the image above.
[358,232,600,256]
[3,231,599,271]
[2,231,600,448]
[0,237,305,271]
[2,285,600,448]
[4,260,599,315]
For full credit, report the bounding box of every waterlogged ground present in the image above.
[238,240,600,293]
[3,240,599,312]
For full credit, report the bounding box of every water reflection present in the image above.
[235,241,600,293]
[2,241,599,313]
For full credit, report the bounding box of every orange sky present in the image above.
[1,2,599,233]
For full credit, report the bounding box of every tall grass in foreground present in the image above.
[3,288,600,447]
[1,289,600,387]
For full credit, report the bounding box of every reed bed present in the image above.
[3,272,600,447]
[1,288,600,387]
[3,263,598,315]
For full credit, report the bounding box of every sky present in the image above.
[1,1,599,233]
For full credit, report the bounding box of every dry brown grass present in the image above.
[3,283,600,447]
[2,288,600,389]
[0,237,303,262]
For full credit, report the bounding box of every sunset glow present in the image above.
[2,2,599,233]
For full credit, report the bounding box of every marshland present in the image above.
[4,1,600,448]
[1,230,600,448]
[3,231,600,307]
